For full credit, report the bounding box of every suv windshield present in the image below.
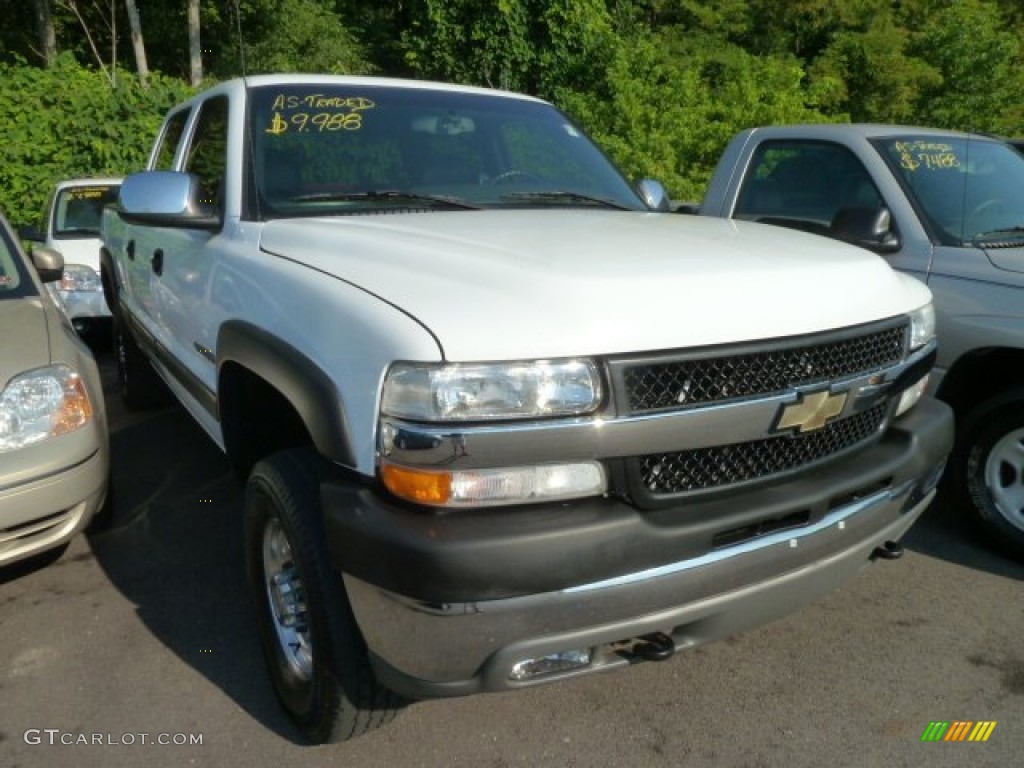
[247,84,645,217]
[53,184,121,237]
[875,136,1024,244]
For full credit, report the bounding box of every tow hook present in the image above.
[871,540,904,561]
[635,632,676,662]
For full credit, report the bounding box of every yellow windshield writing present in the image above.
[266,94,375,135]
[68,188,107,199]
[894,141,960,172]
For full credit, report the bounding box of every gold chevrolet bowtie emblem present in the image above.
[775,390,848,433]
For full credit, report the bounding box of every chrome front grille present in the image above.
[620,323,906,414]
[609,318,908,502]
[637,403,888,495]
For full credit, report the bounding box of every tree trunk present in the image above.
[188,0,202,87]
[124,0,149,86]
[33,0,57,66]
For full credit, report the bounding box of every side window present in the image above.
[182,96,229,213]
[152,109,190,171]
[734,141,883,236]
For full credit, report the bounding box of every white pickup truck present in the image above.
[21,178,121,343]
[697,124,1024,560]
[100,75,952,743]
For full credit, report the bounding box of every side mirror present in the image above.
[636,179,671,212]
[118,170,221,231]
[830,207,901,254]
[31,245,64,283]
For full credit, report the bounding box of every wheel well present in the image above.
[219,362,314,478]
[936,347,1024,424]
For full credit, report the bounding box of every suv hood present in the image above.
[981,244,1024,275]
[0,298,50,385]
[260,211,930,360]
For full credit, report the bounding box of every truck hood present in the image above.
[47,236,103,271]
[0,297,50,386]
[259,211,930,360]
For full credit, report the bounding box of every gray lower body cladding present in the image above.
[322,398,952,695]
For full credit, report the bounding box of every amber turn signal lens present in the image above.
[381,463,452,504]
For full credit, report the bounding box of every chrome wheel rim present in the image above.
[262,517,313,681]
[984,426,1024,533]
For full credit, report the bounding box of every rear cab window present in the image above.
[734,140,883,238]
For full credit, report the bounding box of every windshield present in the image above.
[246,84,645,217]
[0,220,33,299]
[874,136,1024,244]
[53,183,121,237]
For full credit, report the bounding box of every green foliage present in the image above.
[558,34,829,200]
[238,0,372,76]
[0,54,193,228]
[402,0,538,91]
[1,0,1022,213]
[907,0,1023,133]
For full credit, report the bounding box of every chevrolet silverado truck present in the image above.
[100,76,952,743]
[697,124,1024,560]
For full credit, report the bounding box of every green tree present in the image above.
[237,0,371,76]
[559,32,828,200]
[908,0,1023,133]
[401,0,616,98]
[0,54,193,227]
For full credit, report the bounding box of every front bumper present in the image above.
[323,397,952,697]
[0,427,108,568]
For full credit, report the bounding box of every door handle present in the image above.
[126,239,135,261]
[151,248,164,276]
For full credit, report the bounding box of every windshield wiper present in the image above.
[502,191,634,210]
[971,225,1024,240]
[287,190,481,210]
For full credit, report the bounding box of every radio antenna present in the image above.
[233,0,247,78]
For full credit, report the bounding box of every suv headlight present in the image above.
[908,301,935,351]
[381,359,602,421]
[0,365,94,452]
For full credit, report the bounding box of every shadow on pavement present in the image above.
[86,377,308,744]
[901,485,1024,581]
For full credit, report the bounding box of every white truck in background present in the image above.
[21,178,121,344]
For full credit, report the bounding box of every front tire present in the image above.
[244,448,400,743]
[956,390,1024,561]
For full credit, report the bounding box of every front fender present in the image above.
[217,321,355,467]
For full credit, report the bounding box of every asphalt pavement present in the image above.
[1,350,1022,767]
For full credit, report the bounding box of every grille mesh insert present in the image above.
[622,325,906,413]
[638,403,888,495]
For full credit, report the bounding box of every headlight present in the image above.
[381,359,602,421]
[59,264,102,293]
[0,365,94,452]
[908,302,935,351]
